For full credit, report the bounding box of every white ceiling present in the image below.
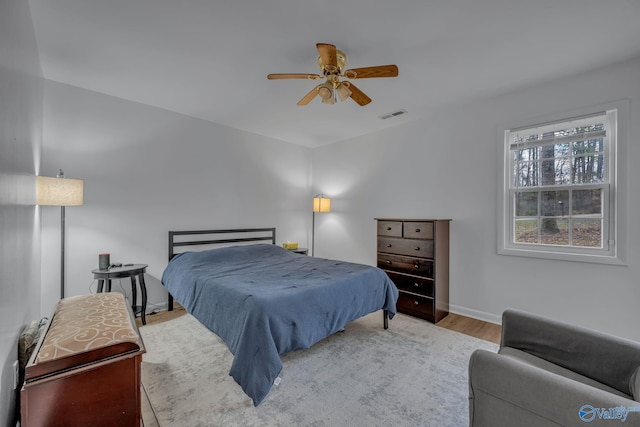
[28,0,640,148]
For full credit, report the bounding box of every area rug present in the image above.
[140,311,498,426]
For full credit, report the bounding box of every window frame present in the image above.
[497,101,629,265]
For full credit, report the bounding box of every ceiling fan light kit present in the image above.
[318,82,334,103]
[336,82,352,102]
[268,43,398,106]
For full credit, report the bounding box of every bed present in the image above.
[161,228,399,406]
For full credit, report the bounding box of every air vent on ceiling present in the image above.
[379,109,407,120]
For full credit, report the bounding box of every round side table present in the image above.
[92,264,148,325]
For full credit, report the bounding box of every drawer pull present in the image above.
[386,260,392,264]
[413,264,420,269]
[414,246,420,251]
[413,300,419,306]
[387,227,392,231]
[413,283,420,288]
[386,244,392,248]
[415,228,421,232]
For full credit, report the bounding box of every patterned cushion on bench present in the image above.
[35,292,141,363]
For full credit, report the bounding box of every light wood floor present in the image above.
[436,313,502,344]
[137,306,501,426]
[136,304,187,328]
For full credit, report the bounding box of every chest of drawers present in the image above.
[376,218,450,323]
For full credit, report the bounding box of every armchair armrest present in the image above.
[500,309,640,398]
[469,349,640,427]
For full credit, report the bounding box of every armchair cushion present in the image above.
[498,347,629,399]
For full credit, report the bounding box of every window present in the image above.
[498,102,627,264]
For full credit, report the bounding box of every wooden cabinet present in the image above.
[21,293,145,426]
[376,218,450,323]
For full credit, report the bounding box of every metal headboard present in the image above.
[165,227,276,310]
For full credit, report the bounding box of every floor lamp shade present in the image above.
[313,196,331,213]
[37,176,84,206]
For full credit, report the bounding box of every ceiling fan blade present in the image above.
[267,73,321,80]
[316,43,337,69]
[346,83,372,106]
[297,85,320,106]
[344,65,398,79]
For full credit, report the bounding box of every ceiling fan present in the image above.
[267,43,398,106]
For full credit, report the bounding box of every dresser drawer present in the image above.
[377,237,433,258]
[385,271,434,297]
[403,221,434,239]
[397,292,435,320]
[377,253,433,277]
[377,221,402,237]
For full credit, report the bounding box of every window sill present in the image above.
[497,246,626,266]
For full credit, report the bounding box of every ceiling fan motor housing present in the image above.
[318,49,347,75]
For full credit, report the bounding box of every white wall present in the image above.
[41,81,312,315]
[38,53,640,344]
[0,0,43,425]
[312,56,640,341]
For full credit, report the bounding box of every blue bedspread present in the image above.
[161,244,398,406]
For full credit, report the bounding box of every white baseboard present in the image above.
[449,304,502,325]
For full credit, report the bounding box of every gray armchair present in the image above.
[468,309,640,427]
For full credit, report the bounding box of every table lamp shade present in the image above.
[37,176,84,206]
[313,196,331,213]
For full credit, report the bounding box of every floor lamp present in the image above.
[312,194,331,256]
[37,170,84,299]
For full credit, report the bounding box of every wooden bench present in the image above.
[21,292,146,426]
